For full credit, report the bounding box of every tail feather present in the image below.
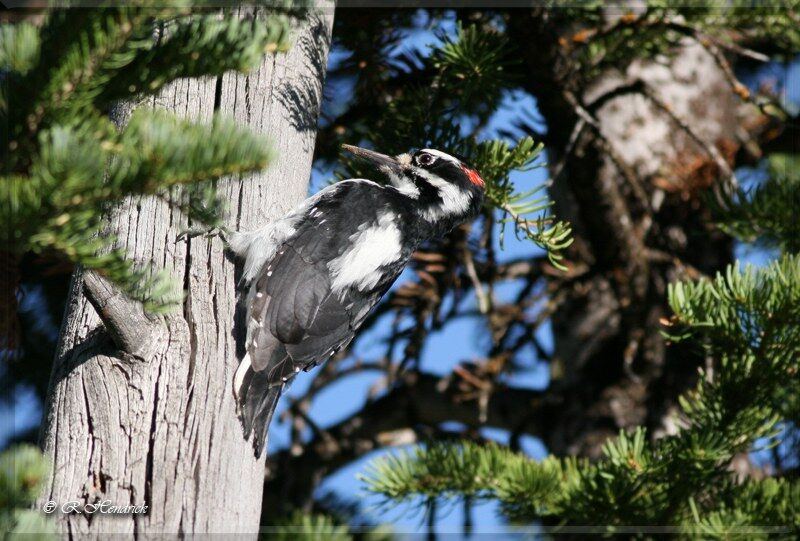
[250,384,282,458]
[234,353,285,458]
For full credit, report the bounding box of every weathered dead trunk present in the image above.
[38,8,333,536]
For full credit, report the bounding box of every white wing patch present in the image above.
[233,352,252,400]
[329,211,402,293]
[229,179,380,283]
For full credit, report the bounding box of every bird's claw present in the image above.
[176,226,228,243]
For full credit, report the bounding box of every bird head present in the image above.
[342,145,485,229]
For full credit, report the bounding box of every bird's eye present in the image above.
[417,153,436,166]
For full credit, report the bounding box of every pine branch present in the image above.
[431,22,517,117]
[363,255,800,529]
[0,445,56,536]
[111,109,274,192]
[709,153,800,252]
[666,254,800,362]
[268,512,351,541]
[0,21,40,74]
[265,510,392,541]
[3,5,287,312]
[96,13,291,107]
[684,478,799,536]
[7,8,154,166]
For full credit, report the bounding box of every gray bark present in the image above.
[38,8,333,536]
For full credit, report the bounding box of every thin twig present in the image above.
[658,20,771,63]
[299,363,386,404]
[572,14,770,64]
[645,248,706,280]
[501,202,548,235]
[549,117,586,183]
[288,400,338,451]
[453,365,491,391]
[664,21,789,118]
[463,246,490,314]
[698,32,770,63]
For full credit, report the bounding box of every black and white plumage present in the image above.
[228,145,486,457]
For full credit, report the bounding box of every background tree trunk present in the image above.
[509,9,743,458]
[38,7,333,536]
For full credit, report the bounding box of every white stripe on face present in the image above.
[420,149,461,165]
[415,169,473,222]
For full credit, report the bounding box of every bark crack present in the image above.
[213,75,223,111]
[142,360,163,540]
[80,370,96,530]
[183,239,198,389]
[244,75,252,124]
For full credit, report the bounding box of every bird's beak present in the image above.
[342,144,402,173]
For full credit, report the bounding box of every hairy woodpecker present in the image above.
[228,145,486,457]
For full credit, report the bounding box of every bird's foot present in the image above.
[176,226,229,243]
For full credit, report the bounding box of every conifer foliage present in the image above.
[2,4,291,314]
[260,3,797,532]
[342,5,799,534]
[363,155,800,534]
[0,445,54,537]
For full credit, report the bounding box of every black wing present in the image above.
[235,182,406,456]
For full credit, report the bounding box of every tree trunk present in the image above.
[38,7,333,536]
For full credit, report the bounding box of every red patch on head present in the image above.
[462,166,485,188]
